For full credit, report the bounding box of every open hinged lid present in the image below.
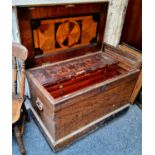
[17,2,109,68]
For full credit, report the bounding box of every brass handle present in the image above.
[65,4,75,8]
[36,98,43,111]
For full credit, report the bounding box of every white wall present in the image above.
[104,0,129,46]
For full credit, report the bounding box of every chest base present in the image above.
[30,103,130,151]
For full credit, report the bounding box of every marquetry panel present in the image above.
[32,15,98,55]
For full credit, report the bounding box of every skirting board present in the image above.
[29,103,130,151]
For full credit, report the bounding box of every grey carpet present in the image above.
[12,104,142,155]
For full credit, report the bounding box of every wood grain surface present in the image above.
[26,44,141,145]
[22,2,142,151]
[17,3,108,68]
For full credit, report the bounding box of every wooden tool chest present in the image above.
[17,2,142,151]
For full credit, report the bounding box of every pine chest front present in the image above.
[17,2,142,151]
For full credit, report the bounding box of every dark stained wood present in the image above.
[27,65,139,141]
[29,52,120,98]
[54,72,138,139]
[26,43,141,150]
[30,52,118,85]
[49,68,120,98]
[30,102,129,152]
[120,0,142,51]
[118,44,142,104]
[45,67,120,92]
[33,45,100,67]
[17,3,108,68]
[26,70,56,139]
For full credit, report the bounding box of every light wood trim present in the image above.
[12,95,24,124]
[12,42,28,61]
[118,44,142,59]
[13,57,17,94]
[12,42,29,98]
[20,61,25,99]
[130,70,142,104]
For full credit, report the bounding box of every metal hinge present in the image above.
[42,62,51,67]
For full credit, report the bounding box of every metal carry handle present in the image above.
[36,98,43,111]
